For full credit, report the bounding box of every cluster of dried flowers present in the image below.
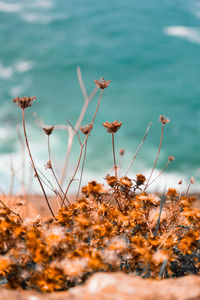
[0,184,199,292]
[0,77,198,292]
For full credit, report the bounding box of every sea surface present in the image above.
[0,0,200,193]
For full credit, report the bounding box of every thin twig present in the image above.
[125,122,152,176]
[61,144,84,207]
[47,135,69,205]
[67,120,82,146]
[59,67,98,186]
[22,109,55,218]
[154,193,166,238]
[16,125,26,196]
[62,89,104,204]
[112,133,117,177]
[76,140,87,201]
[0,199,23,222]
[144,123,164,192]
[148,159,170,188]
[9,155,15,197]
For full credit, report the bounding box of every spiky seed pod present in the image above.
[103,120,122,133]
[94,78,111,89]
[13,96,36,109]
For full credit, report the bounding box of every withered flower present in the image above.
[159,115,170,124]
[44,160,52,170]
[103,120,122,133]
[43,126,54,136]
[167,188,178,198]
[105,174,118,187]
[94,78,111,89]
[119,148,125,156]
[79,123,93,135]
[136,174,146,186]
[168,155,175,162]
[13,96,36,109]
[81,181,104,196]
[190,176,195,184]
[119,177,132,188]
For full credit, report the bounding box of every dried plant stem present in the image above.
[185,179,193,198]
[125,122,152,176]
[154,194,166,238]
[179,182,183,199]
[17,126,26,196]
[112,133,117,177]
[62,89,104,204]
[148,159,170,188]
[144,124,164,192]
[61,144,84,206]
[22,109,55,218]
[47,136,69,205]
[59,67,98,186]
[9,155,14,197]
[76,140,87,201]
[0,199,23,222]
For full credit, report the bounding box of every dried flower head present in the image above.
[136,174,146,186]
[167,188,178,198]
[44,160,52,170]
[190,177,195,184]
[13,96,36,109]
[79,123,93,135]
[103,120,122,133]
[82,181,104,196]
[168,155,175,162]
[94,78,111,89]
[159,115,170,124]
[119,148,125,156]
[43,126,54,136]
[105,174,118,187]
[119,177,132,188]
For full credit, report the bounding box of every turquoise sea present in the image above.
[0,0,200,192]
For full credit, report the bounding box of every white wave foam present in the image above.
[21,13,67,24]
[10,85,25,97]
[0,60,33,80]
[0,62,14,79]
[15,61,34,73]
[164,26,200,44]
[30,0,54,9]
[0,1,21,13]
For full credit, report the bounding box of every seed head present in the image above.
[167,188,178,198]
[119,177,132,188]
[119,148,125,156]
[168,155,175,162]
[13,96,36,109]
[43,126,54,136]
[105,174,118,187]
[190,177,195,184]
[79,123,93,135]
[136,174,146,186]
[103,120,122,133]
[44,160,52,170]
[159,115,170,125]
[94,78,111,89]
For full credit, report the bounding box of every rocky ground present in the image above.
[0,273,200,300]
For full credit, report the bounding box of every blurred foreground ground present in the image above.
[0,273,199,300]
[0,194,199,299]
[1,193,199,219]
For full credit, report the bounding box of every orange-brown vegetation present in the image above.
[0,73,199,292]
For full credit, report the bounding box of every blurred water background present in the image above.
[0,0,200,193]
